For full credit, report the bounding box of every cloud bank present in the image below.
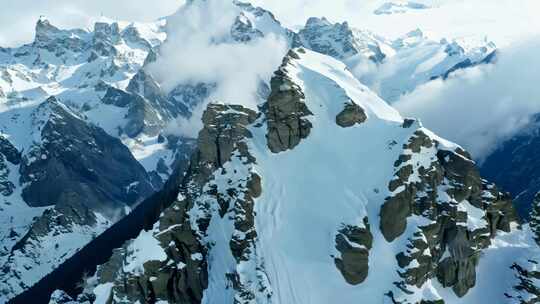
[394,37,540,160]
[150,0,287,137]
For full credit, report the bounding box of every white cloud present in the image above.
[150,0,287,137]
[2,0,540,47]
[394,37,540,160]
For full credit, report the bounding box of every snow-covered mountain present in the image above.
[39,48,535,304]
[0,17,170,300]
[291,16,497,102]
[0,0,538,303]
[0,1,293,302]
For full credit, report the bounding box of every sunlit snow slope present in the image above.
[83,48,533,304]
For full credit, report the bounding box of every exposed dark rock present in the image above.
[336,101,367,128]
[0,136,19,165]
[0,154,15,196]
[265,50,313,153]
[381,130,438,242]
[11,199,98,254]
[20,97,154,215]
[124,94,163,137]
[101,86,138,108]
[402,118,416,129]
[380,128,518,299]
[10,156,190,304]
[34,19,88,55]
[86,103,261,303]
[334,218,373,284]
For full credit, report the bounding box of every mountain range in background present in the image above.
[0,0,538,303]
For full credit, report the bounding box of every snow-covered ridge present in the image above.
[0,1,533,303]
[76,48,530,304]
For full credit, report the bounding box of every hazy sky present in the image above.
[2,0,540,47]
[0,0,182,46]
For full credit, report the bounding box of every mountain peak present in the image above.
[34,18,61,43]
[305,16,331,28]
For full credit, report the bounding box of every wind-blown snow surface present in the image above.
[249,50,407,303]
[245,50,521,304]
[90,49,537,304]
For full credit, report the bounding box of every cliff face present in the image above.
[75,49,525,304]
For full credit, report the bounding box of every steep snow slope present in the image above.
[0,2,293,301]
[76,48,528,304]
[0,17,171,302]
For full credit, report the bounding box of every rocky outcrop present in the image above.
[123,71,214,137]
[380,124,517,301]
[34,18,89,55]
[0,97,157,300]
[0,136,21,165]
[335,100,367,128]
[16,43,522,304]
[0,136,19,196]
[334,218,373,284]
[265,50,313,153]
[86,103,263,303]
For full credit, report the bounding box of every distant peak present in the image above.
[35,17,59,34]
[405,28,423,38]
[34,17,62,45]
[305,17,331,28]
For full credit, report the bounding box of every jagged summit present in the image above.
[52,48,529,304]
[296,16,388,62]
[0,2,536,304]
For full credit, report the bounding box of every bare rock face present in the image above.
[334,218,373,284]
[90,103,261,303]
[265,50,313,153]
[20,97,154,215]
[380,124,517,300]
[0,137,19,196]
[335,101,367,128]
[0,136,21,165]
